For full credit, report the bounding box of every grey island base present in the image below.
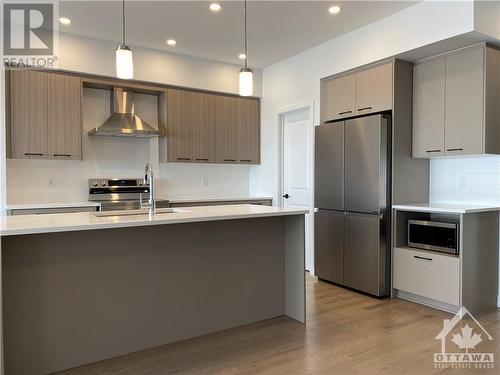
[1,211,306,374]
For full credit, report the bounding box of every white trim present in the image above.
[276,100,315,274]
[395,289,459,314]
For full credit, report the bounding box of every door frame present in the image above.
[277,100,315,273]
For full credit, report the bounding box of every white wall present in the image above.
[5,32,261,204]
[474,0,500,40]
[250,0,475,202]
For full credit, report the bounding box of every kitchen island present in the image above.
[0,205,307,374]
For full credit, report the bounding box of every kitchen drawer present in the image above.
[393,247,459,306]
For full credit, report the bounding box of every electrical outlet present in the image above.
[456,175,467,191]
[48,177,56,188]
[201,176,209,187]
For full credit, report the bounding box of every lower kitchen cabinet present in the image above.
[7,69,82,160]
[392,207,499,314]
[393,247,459,306]
[169,199,272,208]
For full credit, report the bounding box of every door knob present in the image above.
[283,194,290,199]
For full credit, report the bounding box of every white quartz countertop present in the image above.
[6,201,100,210]
[393,203,500,214]
[0,204,308,236]
[6,197,273,210]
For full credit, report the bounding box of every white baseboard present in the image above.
[394,289,459,314]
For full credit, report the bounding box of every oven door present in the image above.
[408,220,459,255]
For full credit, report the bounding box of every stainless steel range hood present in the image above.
[88,88,161,138]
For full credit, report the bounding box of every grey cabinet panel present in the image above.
[355,62,393,115]
[412,58,445,158]
[237,98,260,164]
[314,122,343,210]
[323,74,355,121]
[344,116,386,214]
[48,74,82,160]
[445,47,484,156]
[314,210,343,284]
[9,70,48,159]
[343,213,383,296]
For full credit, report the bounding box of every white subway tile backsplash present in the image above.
[430,155,500,206]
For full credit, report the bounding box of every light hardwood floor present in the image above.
[58,273,500,375]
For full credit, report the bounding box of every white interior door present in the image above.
[282,107,314,272]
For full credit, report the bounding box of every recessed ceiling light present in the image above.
[328,5,341,15]
[166,39,177,46]
[59,17,71,25]
[209,2,222,12]
[238,53,247,60]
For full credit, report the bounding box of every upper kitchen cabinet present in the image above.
[47,73,82,160]
[412,57,446,158]
[323,73,355,121]
[7,69,82,160]
[444,47,485,156]
[163,88,215,163]
[237,97,260,164]
[8,70,48,159]
[355,62,393,115]
[191,91,215,163]
[322,61,393,122]
[162,89,260,164]
[215,95,239,163]
[413,44,500,158]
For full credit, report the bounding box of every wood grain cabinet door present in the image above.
[9,70,48,159]
[167,89,193,162]
[191,91,215,163]
[215,95,239,163]
[355,62,393,115]
[47,74,82,160]
[412,58,446,158]
[444,47,484,156]
[323,74,356,121]
[237,98,260,164]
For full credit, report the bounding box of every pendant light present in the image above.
[239,0,253,96]
[116,0,133,79]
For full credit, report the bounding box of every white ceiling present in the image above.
[58,1,419,68]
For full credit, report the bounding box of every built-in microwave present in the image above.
[407,219,459,255]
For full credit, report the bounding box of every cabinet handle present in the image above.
[177,157,191,161]
[414,255,433,261]
[357,106,373,111]
[338,110,352,115]
[53,154,72,157]
[425,149,441,153]
[446,148,463,152]
[195,158,209,161]
[24,153,44,156]
[240,159,252,162]
[223,159,236,162]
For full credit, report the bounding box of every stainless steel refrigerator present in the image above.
[314,114,391,297]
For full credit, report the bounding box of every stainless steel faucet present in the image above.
[140,163,156,216]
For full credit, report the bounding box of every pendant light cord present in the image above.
[244,0,248,68]
[122,0,126,46]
